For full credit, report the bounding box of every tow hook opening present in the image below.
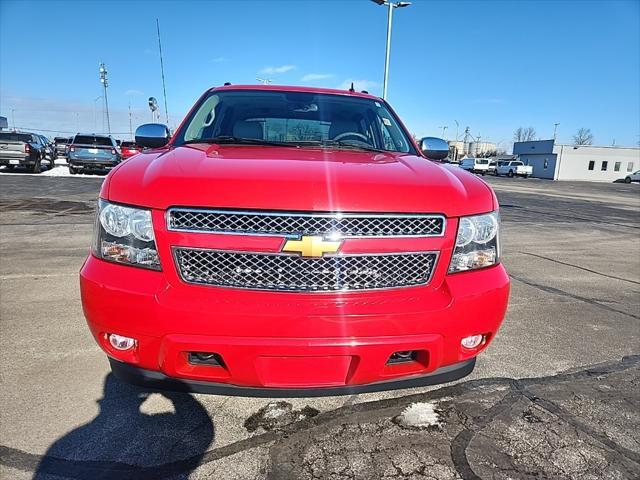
[188,352,225,367]
[387,350,418,365]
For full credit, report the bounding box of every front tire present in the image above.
[69,166,78,175]
[507,170,514,178]
[625,176,632,183]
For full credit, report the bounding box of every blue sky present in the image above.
[1,0,639,148]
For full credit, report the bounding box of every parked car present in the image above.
[496,160,533,178]
[37,134,56,169]
[54,136,72,159]
[0,131,48,173]
[624,170,640,183]
[67,134,122,174]
[459,157,490,175]
[80,84,509,395]
[120,141,142,159]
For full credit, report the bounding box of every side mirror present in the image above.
[135,123,171,149]
[420,137,449,161]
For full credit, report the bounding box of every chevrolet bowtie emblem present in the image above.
[282,236,342,257]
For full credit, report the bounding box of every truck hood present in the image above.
[105,145,495,216]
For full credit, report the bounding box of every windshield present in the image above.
[173,90,415,154]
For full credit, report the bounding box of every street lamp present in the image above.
[99,62,111,134]
[553,122,560,141]
[371,0,411,100]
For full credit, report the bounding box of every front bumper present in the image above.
[80,252,510,394]
[109,356,476,397]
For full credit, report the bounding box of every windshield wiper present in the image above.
[182,136,297,148]
[298,139,387,153]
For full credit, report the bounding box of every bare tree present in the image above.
[513,127,537,142]
[573,128,594,146]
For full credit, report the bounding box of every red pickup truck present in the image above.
[80,85,509,396]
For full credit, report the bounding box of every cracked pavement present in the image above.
[0,174,638,479]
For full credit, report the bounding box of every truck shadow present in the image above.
[33,373,214,480]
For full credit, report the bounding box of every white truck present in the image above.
[495,160,533,178]
[459,157,490,175]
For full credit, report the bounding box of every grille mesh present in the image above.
[174,249,437,292]
[168,209,444,237]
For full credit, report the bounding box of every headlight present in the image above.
[92,199,161,270]
[448,211,500,273]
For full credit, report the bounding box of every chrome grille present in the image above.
[168,209,444,237]
[174,248,438,292]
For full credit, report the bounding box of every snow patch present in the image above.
[395,402,442,429]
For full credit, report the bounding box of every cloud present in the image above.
[124,89,144,97]
[212,57,229,63]
[259,65,296,75]
[301,73,334,82]
[337,79,381,93]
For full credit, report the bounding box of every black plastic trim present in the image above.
[109,357,476,398]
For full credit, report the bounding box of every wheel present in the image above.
[50,158,56,169]
[625,176,632,183]
[523,174,529,178]
[507,170,514,178]
[494,170,499,176]
[69,166,77,175]
[28,157,42,174]
[481,171,486,176]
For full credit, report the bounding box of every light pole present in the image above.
[454,119,459,140]
[99,63,111,134]
[93,96,103,132]
[371,0,411,100]
[11,109,15,130]
[439,125,448,138]
[553,122,560,141]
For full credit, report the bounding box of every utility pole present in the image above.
[128,102,133,140]
[454,119,459,140]
[99,62,111,134]
[553,122,560,141]
[439,125,448,138]
[156,19,169,125]
[93,96,102,132]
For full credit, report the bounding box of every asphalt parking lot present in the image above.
[0,172,638,479]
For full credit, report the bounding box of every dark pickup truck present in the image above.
[54,136,72,159]
[68,134,122,174]
[0,132,49,173]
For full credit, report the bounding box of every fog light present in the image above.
[108,334,137,351]
[461,334,484,349]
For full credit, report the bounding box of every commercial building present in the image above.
[513,140,640,182]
